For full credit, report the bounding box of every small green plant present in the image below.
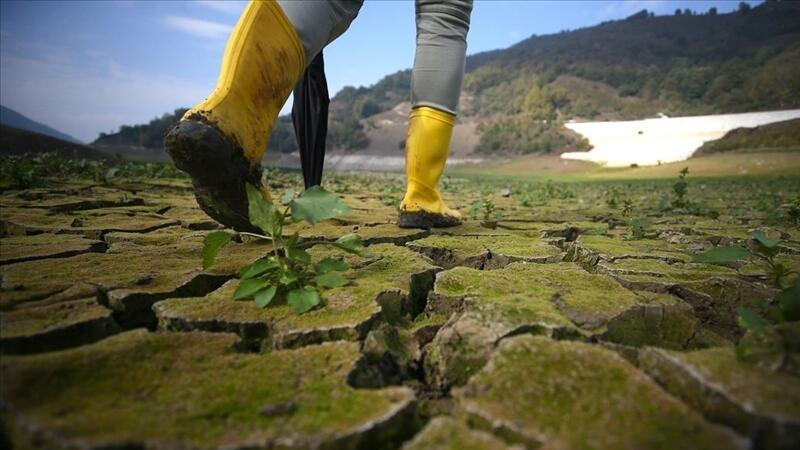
[671,167,690,209]
[605,188,619,208]
[695,230,799,363]
[470,196,501,228]
[519,192,533,207]
[694,229,794,288]
[628,217,650,239]
[787,197,800,226]
[735,277,799,365]
[621,199,634,216]
[379,185,402,207]
[202,184,364,313]
[0,153,187,188]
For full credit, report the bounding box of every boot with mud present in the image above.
[164,0,305,232]
[398,106,462,229]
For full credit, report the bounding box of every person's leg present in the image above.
[399,0,473,228]
[165,0,361,232]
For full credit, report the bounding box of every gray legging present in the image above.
[277,0,472,115]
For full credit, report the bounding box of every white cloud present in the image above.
[197,0,246,15]
[163,16,231,39]
[0,45,211,142]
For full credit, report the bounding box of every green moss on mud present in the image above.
[408,234,562,267]
[456,335,744,449]
[640,345,800,447]
[657,346,800,416]
[574,235,691,261]
[435,263,640,327]
[597,258,738,282]
[1,330,415,449]
[402,416,516,450]
[0,233,104,264]
[0,298,111,338]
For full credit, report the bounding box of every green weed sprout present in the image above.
[202,184,364,313]
[628,217,650,239]
[470,196,501,228]
[694,229,799,360]
[671,167,689,209]
[694,229,795,288]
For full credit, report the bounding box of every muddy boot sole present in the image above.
[397,210,462,229]
[164,117,262,233]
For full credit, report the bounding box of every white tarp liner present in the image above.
[323,155,484,171]
[561,109,800,167]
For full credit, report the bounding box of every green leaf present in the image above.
[290,186,351,224]
[287,286,320,313]
[287,247,311,264]
[779,277,800,322]
[752,229,780,249]
[315,258,348,274]
[693,245,751,263]
[333,233,364,255]
[315,272,349,289]
[279,273,299,286]
[239,257,278,279]
[736,307,766,332]
[202,231,233,269]
[246,183,281,235]
[281,189,296,205]
[253,286,277,308]
[284,232,311,264]
[234,278,270,300]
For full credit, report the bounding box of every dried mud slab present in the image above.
[1,330,418,449]
[286,220,430,246]
[407,234,563,269]
[0,207,178,238]
[0,186,143,211]
[0,228,267,326]
[401,416,523,450]
[601,294,699,350]
[424,262,659,390]
[0,233,106,265]
[454,335,748,449]
[566,235,691,266]
[154,244,439,349]
[641,345,800,449]
[0,297,119,354]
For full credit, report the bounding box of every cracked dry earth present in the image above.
[1,173,799,450]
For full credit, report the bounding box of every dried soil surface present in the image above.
[1,171,799,449]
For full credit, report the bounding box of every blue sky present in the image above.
[0,0,760,143]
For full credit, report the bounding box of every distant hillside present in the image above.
[92,108,188,158]
[1,124,110,160]
[91,108,297,159]
[95,1,800,157]
[694,118,800,156]
[0,105,82,144]
[332,0,800,154]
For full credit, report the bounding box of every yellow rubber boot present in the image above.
[165,0,305,232]
[398,106,462,228]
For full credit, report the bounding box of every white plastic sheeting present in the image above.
[561,109,800,167]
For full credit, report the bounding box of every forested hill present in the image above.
[96,1,800,156]
[460,0,800,118]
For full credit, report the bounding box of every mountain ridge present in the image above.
[0,105,83,144]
